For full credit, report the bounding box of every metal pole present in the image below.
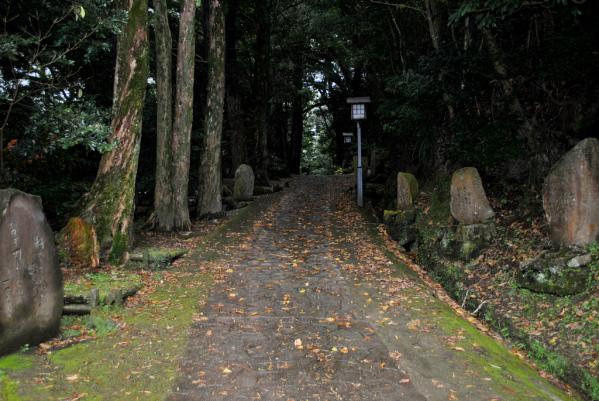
[356,121,363,207]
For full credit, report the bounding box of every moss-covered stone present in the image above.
[453,221,496,260]
[383,208,417,248]
[517,250,593,296]
[129,247,187,269]
[64,271,143,307]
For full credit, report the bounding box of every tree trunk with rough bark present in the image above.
[69,0,149,264]
[425,0,454,174]
[273,102,289,176]
[152,0,174,231]
[425,0,444,51]
[171,0,196,230]
[225,0,246,174]
[253,0,272,185]
[198,0,226,216]
[290,64,303,175]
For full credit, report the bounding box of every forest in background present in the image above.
[1,0,598,236]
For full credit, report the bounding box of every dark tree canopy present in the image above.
[0,0,597,224]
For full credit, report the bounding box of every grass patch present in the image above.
[582,371,599,401]
[0,372,20,401]
[59,314,118,340]
[529,340,568,377]
[2,271,210,401]
[0,353,35,401]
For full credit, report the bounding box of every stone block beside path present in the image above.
[396,172,418,210]
[543,137,599,247]
[233,164,255,201]
[450,167,495,225]
[0,189,63,355]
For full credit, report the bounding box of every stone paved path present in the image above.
[167,176,578,401]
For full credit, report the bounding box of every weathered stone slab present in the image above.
[396,172,418,210]
[129,247,187,269]
[0,189,63,355]
[450,167,494,224]
[543,137,599,247]
[233,164,255,201]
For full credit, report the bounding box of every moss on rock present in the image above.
[64,270,143,306]
[128,247,188,269]
[517,251,593,296]
[383,208,417,247]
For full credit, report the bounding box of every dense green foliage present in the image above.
[2,0,598,225]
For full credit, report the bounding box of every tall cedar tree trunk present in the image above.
[171,0,196,230]
[152,0,174,231]
[253,0,272,185]
[425,0,443,50]
[75,0,149,263]
[226,0,246,174]
[425,0,454,174]
[290,79,303,174]
[272,102,289,176]
[289,63,303,175]
[198,0,226,215]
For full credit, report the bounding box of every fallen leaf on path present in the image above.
[407,319,421,331]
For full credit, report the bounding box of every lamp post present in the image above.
[347,97,370,207]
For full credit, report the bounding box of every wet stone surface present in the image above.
[168,176,578,401]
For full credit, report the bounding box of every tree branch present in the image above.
[369,0,426,16]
